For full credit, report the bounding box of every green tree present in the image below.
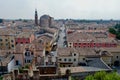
[85,71,120,80]
[109,28,117,34]
[104,72,120,80]
[116,33,120,40]
[94,71,106,80]
[85,75,95,80]
[19,67,24,73]
[71,76,79,80]
[115,24,120,29]
[24,64,29,69]
[0,76,3,80]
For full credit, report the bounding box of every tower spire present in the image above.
[35,9,38,26]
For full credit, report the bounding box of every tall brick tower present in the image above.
[35,9,38,26]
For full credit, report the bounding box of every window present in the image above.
[11,45,14,47]
[28,60,31,63]
[25,52,27,56]
[11,40,14,42]
[25,52,30,56]
[5,39,8,41]
[25,60,27,63]
[116,56,118,59]
[64,58,67,61]
[59,58,62,61]
[31,52,33,55]
[26,60,31,63]
[68,65,71,67]
[74,54,76,56]
[74,59,76,61]
[63,65,65,67]
[28,52,30,56]
[83,58,85,60]
[83,43,86,45]
[69,59,71,61]
[16,42,18,44]
[0,39,2,41]
[6,43,8,46]
[16,60,19,65]
[75,43,77,45]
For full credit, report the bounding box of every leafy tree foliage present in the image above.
[0,76,3,80]
[94,71,106,80]
[109,24,120,40]
[104,72,120,80]
[115,24,120,29]
[116,33,120,40]
[85,71,120,80]
[85,75,95,80]
[109,28,116,35]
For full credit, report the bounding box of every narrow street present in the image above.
[57,25,66,48]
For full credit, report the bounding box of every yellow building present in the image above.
[0,29,15,50]
[100,51,112,66]
[101,48,120,66]
[37,34,53,53]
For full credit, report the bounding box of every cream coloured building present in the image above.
[57,47,100,67]
[101,47,120,66]
[0,28,15,50]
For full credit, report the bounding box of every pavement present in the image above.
[57,25,66,48]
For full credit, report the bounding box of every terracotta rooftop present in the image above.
[57,47,77,57]
[57,47,100,57]
[16,32,34,38]
[44,27,58,34]
[37,34,53,43]
[67,31,98,43]
[100,47,120,53]
[76,48,99,56]
[0,28,15,36]
[67,31,117,43]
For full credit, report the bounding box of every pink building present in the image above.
[15,32,35,44]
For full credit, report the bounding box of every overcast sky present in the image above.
[0,0,120,19]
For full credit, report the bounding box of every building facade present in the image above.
[0,35,15,50]
[15,32,35,44]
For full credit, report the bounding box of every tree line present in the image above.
[109,24,120,40]
[85,71,120,80]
